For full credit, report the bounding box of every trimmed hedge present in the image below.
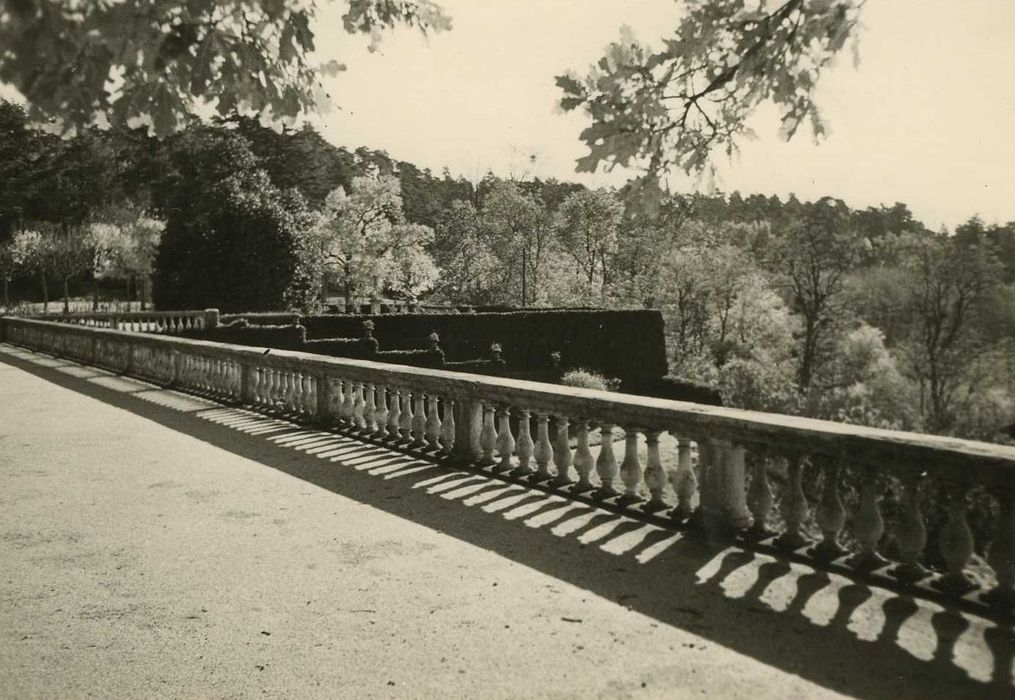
[220,312,302,326]
[304,336,378,359]
[375,348,446,369]
[620,375,723,406]
[301,310,667,381]
[179,323,306,350]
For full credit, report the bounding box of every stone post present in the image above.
[204,308,220,330]
[700,438,751,536]
[452,397,484,463]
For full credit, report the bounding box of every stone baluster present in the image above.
[619,429,643,501]
[387,389,402,440]
[891,477,928,582]
[282,370,295,412]
[745,446,773,538]
[495,408,515,471]
[987,492,1015,608]
[596,424,619,497]
[373,386,389,438]
[533,413,553,481]
[339,380,354,424]
[353,382,368,430]
[315,374,334,427]
[572,420,594,491]
[440,398,456,454]
[643,430,666,510]
[552,416,573,486]
[479,404,498,465]
[303,372,316,415]
[812,457,846,559]
[399,391,413,442]
[852,475,887,571]
[412,393,427,448]
[512,410,534,476]
[362,383,376,433]
[934,489,976,594]
[775,454,810,549]
[425,395,442,449]
[669,437,697,521]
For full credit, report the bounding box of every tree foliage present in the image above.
[557,0,863,185]
[0,0,451,136]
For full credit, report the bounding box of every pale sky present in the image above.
[312,0,1015,231]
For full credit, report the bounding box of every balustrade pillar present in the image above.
[386,389,402,440]
[425,396,442,449]
[495,408,515,471]
[596,423,618,497]
[399,390,414,442]
[363,383,377,433]
[619,429,642,501]
[812,459,846,559]
[573,420,594,491]
[533,413,553,481]
[745,447,773,538]
[696,438,750,533]
[643,431,667,510]
[512,410,534,476]
[775,454,810,549]
[439,398,456,454]
[552,416,573,485]
[480,404,498,464]
[452,398,483,462]
[852,476,887,571]
[374,387,390,438]
[987,492,1015,608]
[315,374,334,426]
[934,489,977,594]
[670,436,696,520]
[412,393,428,448]
[889,477,928,582]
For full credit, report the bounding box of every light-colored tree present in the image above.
[431,200,503,304]
[895,232,1003,432]
[767,198,865,392]
[9,229,49,312]
[481,181,549,306]
[556,188,623,298]
[316,176,438,309]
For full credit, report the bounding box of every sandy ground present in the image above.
[0,343,1012,700]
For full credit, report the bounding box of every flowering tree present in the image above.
[316,176,438,308]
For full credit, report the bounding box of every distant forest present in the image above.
[1,103,1013,443]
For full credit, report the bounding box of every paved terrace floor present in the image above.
[1,343,1013,700]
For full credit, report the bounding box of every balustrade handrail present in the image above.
[5,315,1015,615]
[4,315,1013,481]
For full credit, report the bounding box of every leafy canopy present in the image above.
[557,0,863,183]
[0,0,451,136]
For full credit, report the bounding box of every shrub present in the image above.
[561,369,611,392]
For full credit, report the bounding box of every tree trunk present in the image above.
[62,275,70,314]
[92,271,99,311]
[3,277,8,308]
[521,248,528,307]
[40,271,49,314]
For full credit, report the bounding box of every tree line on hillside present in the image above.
[1,99,1013,443]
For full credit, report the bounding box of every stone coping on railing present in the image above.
[4,315,1015,616]
[5,316,1009,478]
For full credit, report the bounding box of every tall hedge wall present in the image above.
[301,310,668,381]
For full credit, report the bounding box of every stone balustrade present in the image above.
[34,309,218,334]
[4,316,1015,617]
